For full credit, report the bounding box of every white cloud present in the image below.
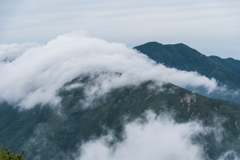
[0,42,39,62]
[0,32,219,109]
[74,111,240,160]
[75,111,205,160]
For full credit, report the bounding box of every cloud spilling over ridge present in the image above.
[75,111,205,160]
[0,31,218,109]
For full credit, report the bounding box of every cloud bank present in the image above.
[0,42,39,62]
[0,31,218,109]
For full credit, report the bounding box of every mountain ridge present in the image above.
[134,42,240,102]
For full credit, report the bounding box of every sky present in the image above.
[0,0,240,59]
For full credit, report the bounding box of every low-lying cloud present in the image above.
[72,111,209,160]
[21,108,240,160]
[74,111,239,160]
[0,31,218,109]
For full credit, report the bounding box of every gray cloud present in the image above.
[0,32,218,109]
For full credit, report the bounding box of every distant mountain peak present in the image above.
[134,41,240,102]
[143,41,163,45]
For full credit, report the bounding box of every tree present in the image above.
[0,145,24,160]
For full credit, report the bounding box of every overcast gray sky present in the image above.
[0,0,240,59]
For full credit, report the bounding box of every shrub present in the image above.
[0,145,24,160]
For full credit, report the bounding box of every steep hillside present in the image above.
[0,104,54,152]
[209,56,240,75]
[1,76,240,160]
[134,42,240,89]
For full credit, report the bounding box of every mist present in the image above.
[76,111,204,160]
[74,111,239,160]
[21,107,240,160]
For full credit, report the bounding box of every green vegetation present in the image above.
[0,77,240,159]
[209,56,240,75]
[0,104,53,155]
[0,145,24,160]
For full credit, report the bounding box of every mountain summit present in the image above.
[134,42,240,102]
